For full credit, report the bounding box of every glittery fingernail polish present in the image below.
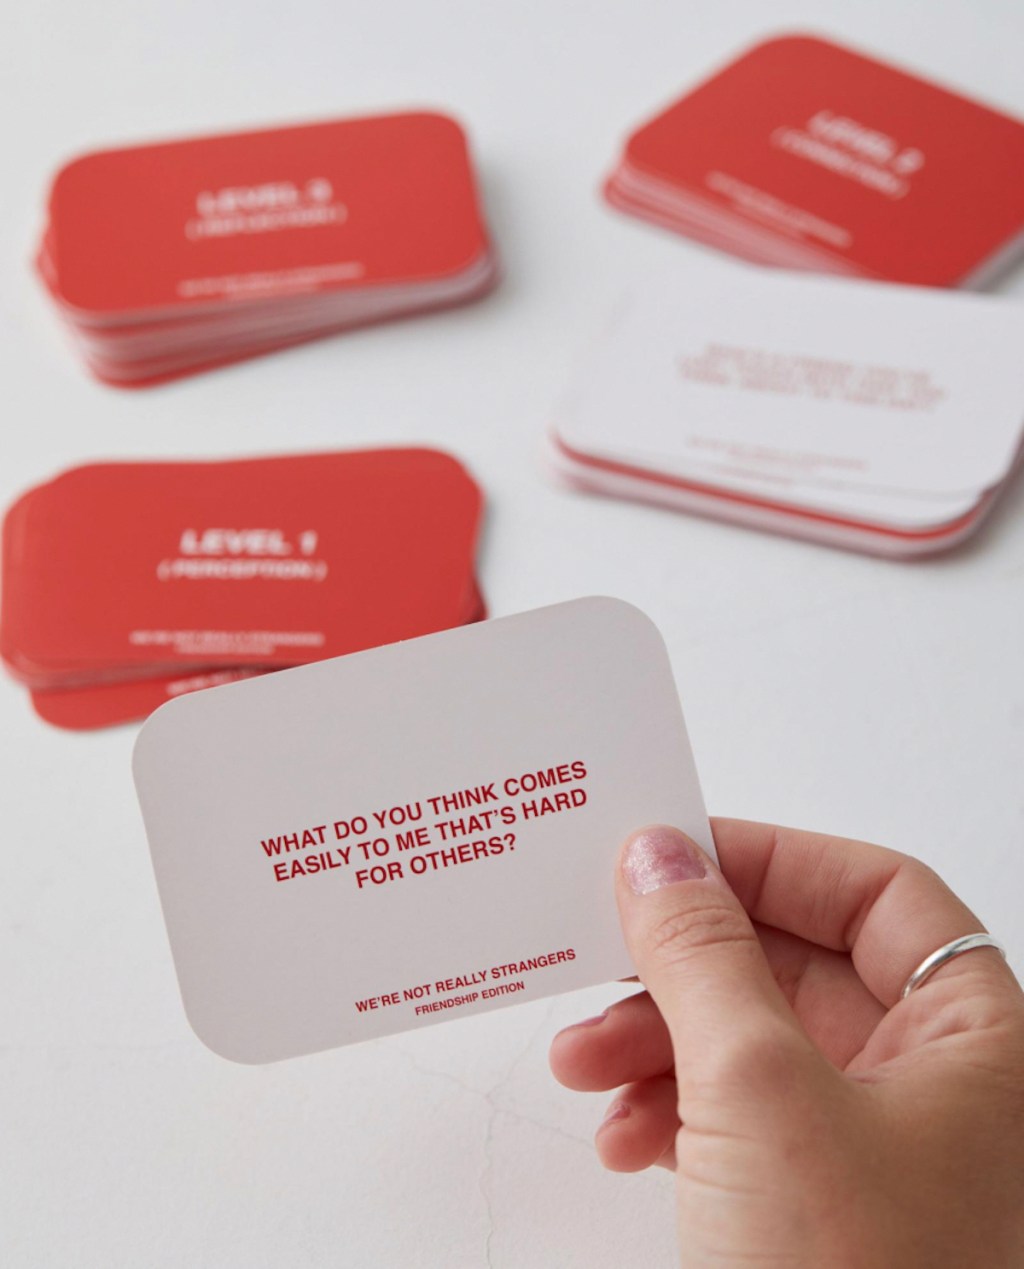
[623,826,706,895]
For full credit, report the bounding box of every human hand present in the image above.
[550,819,1024,1267]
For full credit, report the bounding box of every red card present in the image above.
[609,34,1024,286]
[27,578,488,730]
[1,450,484,688]
[45,112,492,322]
[30,669,268,731]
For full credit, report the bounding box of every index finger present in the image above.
[711,817,1017,1008]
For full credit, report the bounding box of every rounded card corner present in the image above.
[740,30,836,59]
[182,1000,270,1066]
[408,445,473,477]
[408,108,471,141]
[573,595,667,643]
[131,691,194,780]
[47,144,109,192]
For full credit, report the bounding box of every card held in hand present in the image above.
[133,598,711,1062]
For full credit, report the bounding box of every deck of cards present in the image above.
[549,260,1024,556]
[36,111,497,385]
[1,449,485,727]
[604,34,1024,288]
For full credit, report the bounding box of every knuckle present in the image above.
[643,901,756,970]
[902,856,945,891]
[899,856,966,911]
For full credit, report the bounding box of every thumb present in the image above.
[617,825,825,1101]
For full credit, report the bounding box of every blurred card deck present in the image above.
[1,449,486,726]
[549,259,1024,556]
[604,34,1024,288]
[37,111,497,384]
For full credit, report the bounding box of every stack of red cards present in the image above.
[37,112,497,385]
[604,34,1024,288]
[1,449,485,728]
[549,260,1024,557]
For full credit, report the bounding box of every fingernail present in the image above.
[599,1100,631,1129]
[623,825,706,895]
[571,1011,608,1028]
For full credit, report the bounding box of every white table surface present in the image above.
[3,2,1023,1265]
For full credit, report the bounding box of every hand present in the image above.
[550,819,1024,1267]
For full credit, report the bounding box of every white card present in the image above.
[549,437,984,533]
[554,259,1024,498]
[548,447,993,558]
[133,598,711,1063]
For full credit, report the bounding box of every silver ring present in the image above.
[901,933,1007,1000]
